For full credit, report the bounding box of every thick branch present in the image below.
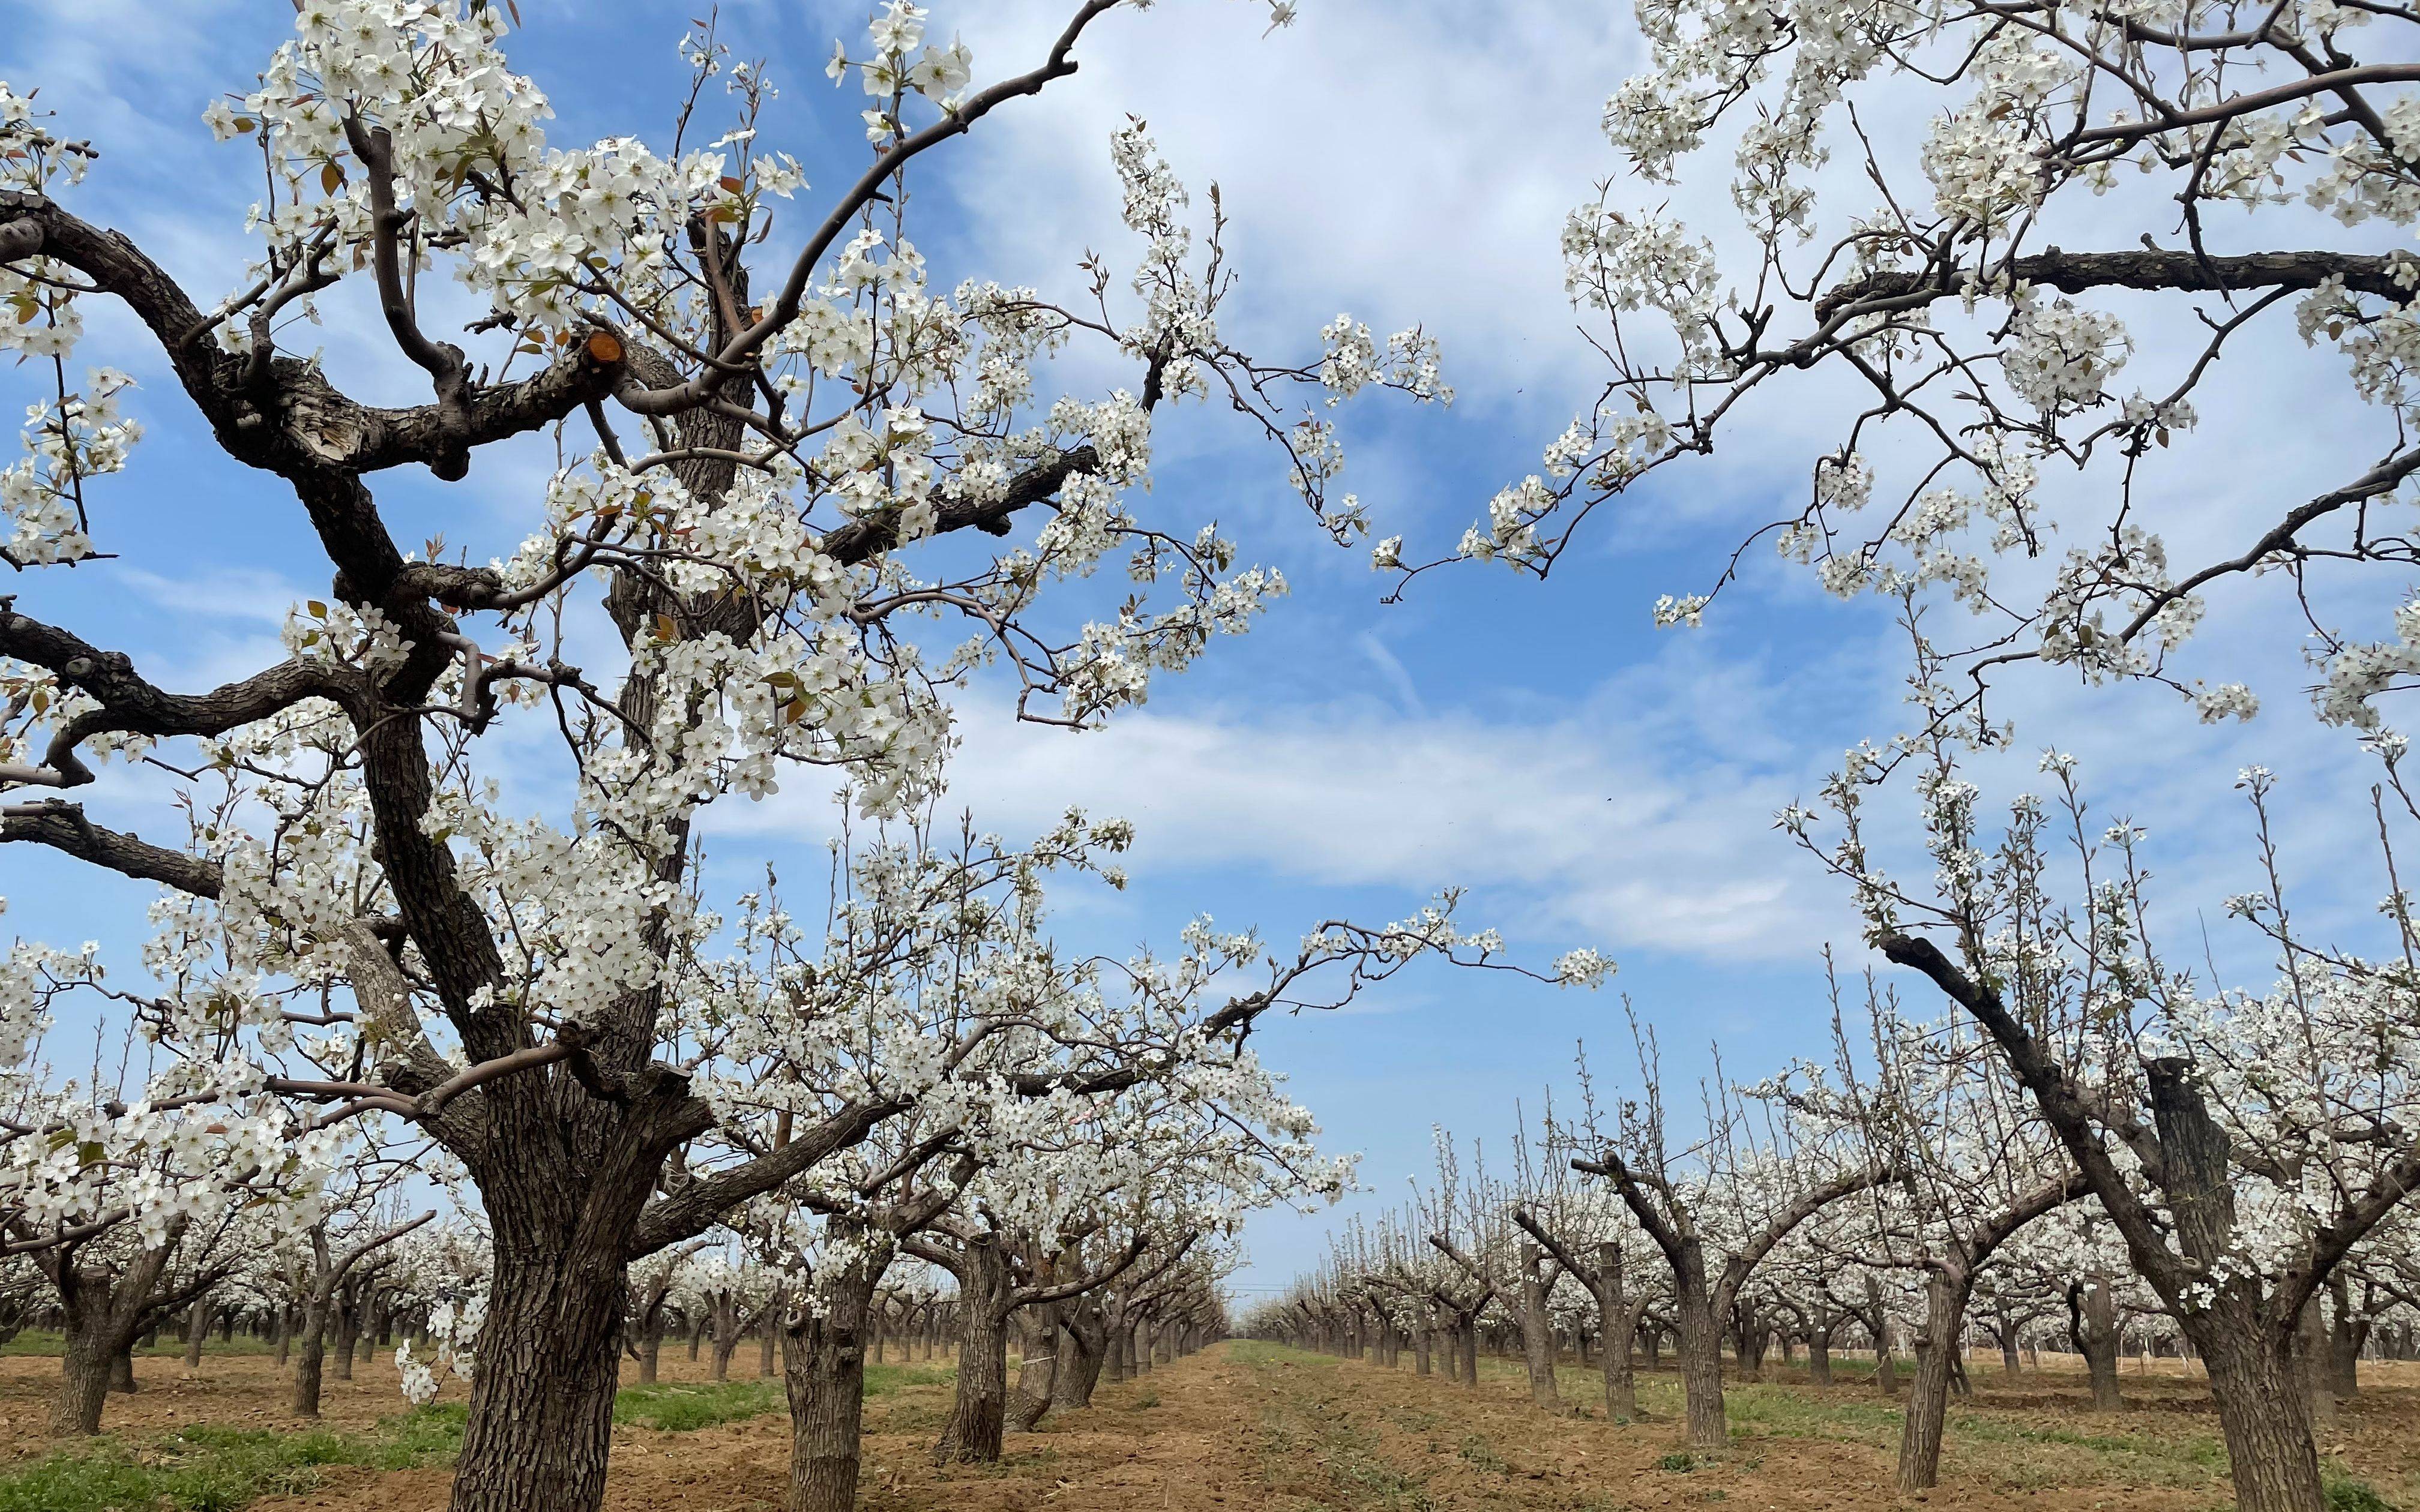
[0,193,626,479]
[0,800,221,897]
[627,1095,904,1258]
[1814,248,2413,325]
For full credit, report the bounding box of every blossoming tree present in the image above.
[1404,0,2420,737]
[1789,642,2420,1512]
[0,2,1519,1508]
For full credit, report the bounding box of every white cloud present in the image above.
[921,0,1638,395]
[713,659,1861,964]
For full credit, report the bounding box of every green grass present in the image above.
[864,1361,954,1396]
[1456,1432,1510,1475]
[2326,1469,2397,1512]
[0,1330,287,1359]
[611,1376,783,1430]
[0,1359,961,1512]
[0,1408,463,1512]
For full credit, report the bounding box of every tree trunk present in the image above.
[292,1296,330,1417]
[2298,1297,2338,1431]
[55,1330,112,1436]
[1517,1244,1564,1414]
[782,1240,886,1512]
[183,1298,211,1373]
[448,1235,630,1512]
[1807,1327,1833,1387]
[46,1244,173,1435]
[1055,1304,1108,1409]
[2073,1279,2123,1412]
[2327,1276,2364,1400]
[711,1292,739,1382]
[1007,1307,1057,1432]
[2197,1319,2325,1512]
[1594,1246,1640,1419]
[1599,1306,1639,1420]
[638,1310,665,1384]
[108,1346,137,1395]
[1672,1249,1727,1451]
[334,1296,361,1383]
[935,1242,1012,1464]
[1898,1270,1971,1492]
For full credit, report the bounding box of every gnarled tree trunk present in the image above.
[1898,1270,1970,1491]
[637,1311,666,1384]
[936,1240,1012,1463]
[1516,1243,1564,1414]
[45,1238,179,1435]
[782,1238,888,1512]
[1007,1306,1058,1432]
[291,1293,330,1417]
[1669,1243,1727,1451]
[448,1223,633,1512]
[2070,1278,2124,1412]
[1055,1301,1109,1409]
[2199,1315,2323,1512]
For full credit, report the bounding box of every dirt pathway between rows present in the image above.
[1220,1344,2223,1512]
[242,1339,2265,1512]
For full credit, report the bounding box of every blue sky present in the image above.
[3,0,2401,1297]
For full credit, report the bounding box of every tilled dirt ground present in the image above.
[10,1340,2420,1510]
[0,1348,449,1451]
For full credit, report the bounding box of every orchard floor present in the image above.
[5,1339,2420,1510]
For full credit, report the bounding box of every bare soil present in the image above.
[9,1339,2420,1510]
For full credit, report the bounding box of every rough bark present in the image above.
[2201,1317,2325,1512]
[1007,1307,1058,1432]
[2327,1275,2365,1400]
[291,1295,330,1417]
[1055,1302,1109,1409]
[56,1335,111,1436]
[1899,1271,1968,1491]
[1516,1243,1565,1414]
[182,1298,211,1373]
[44,1237,181,1435]
[935,1240,1012,1464]
[710,1291,739,1382]
[781,1240,888,1512]
[2071,1279,2125,1411]
[447,1234,630,1512]
[333,1292,361,1383]
[2299,1298,2338,1430]
[1673,1262,1728,1452]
